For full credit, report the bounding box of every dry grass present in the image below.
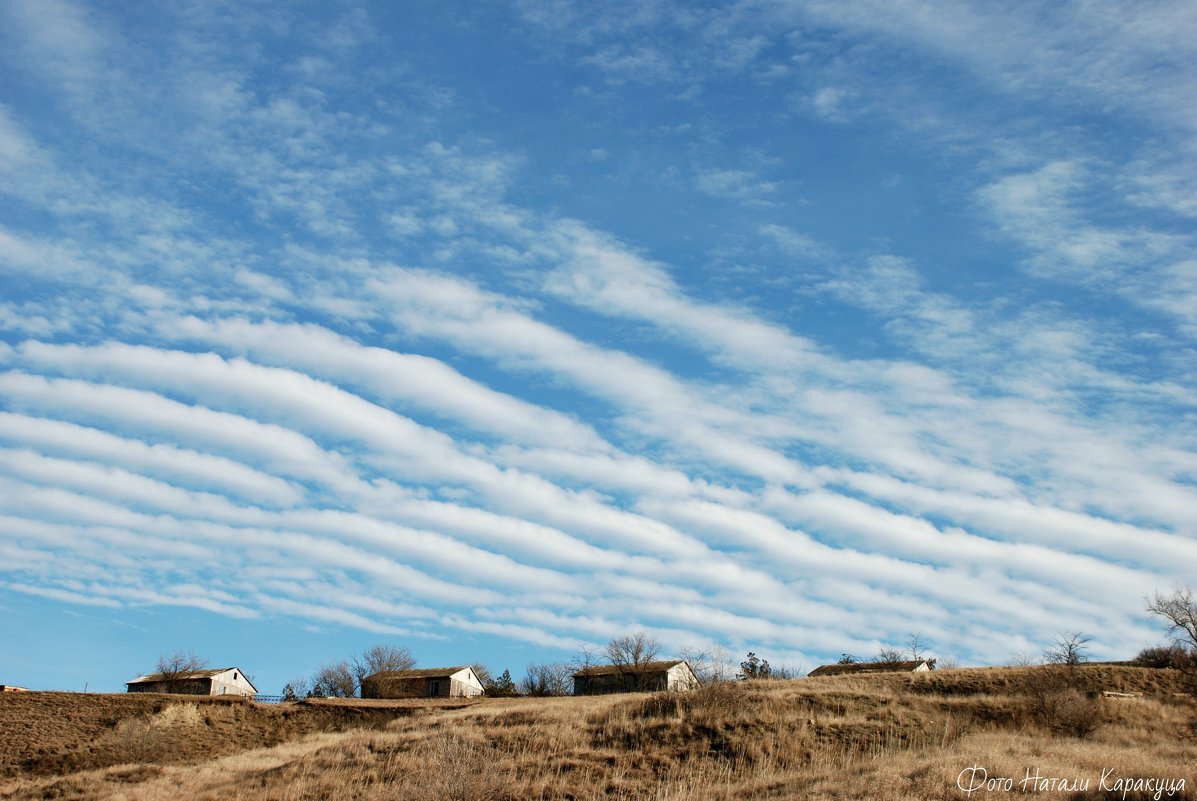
[0,692,437,778]
[1,665,1194,801]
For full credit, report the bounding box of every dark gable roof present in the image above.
[807,660,929,677]
[364,666,473,681]
[572,660,686,678]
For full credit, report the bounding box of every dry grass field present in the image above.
[1,665,1193,801]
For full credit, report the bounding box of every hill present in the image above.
[0,692,473,778]
[0,665,1193,800]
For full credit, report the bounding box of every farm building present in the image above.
[361,666,485,699]
[126,667,258,697]
[572,660,700,695]
[807,659,934,677]
[0,685,30,692]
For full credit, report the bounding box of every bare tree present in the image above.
[1044,632,1091,667]
[679,643,736,685]
[907,632,930,661]
[311,660,357,698]
[601,632,662,692]
[875,647,905,663]
[351,644,415,689]
[156,649,209,682]
[520,662,572,696]
[1007,651,1037,667]
[572,644,601,673]
[1146,587,1197,680]
[771,663,802,679]
[605,632,661,668]
[281,676,310,701]
[1147,587,1197,653]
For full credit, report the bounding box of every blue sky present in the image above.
[1,0,1195,694]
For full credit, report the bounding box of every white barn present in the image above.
[361,666,485,699]
[572,660,700,695]
[126,667,258,697]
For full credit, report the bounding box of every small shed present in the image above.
[0,685,30,693]
[807,659,933,678]
[572,660,700,695]
[126,667,258,697]
[361,666,485,699]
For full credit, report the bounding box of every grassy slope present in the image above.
[0,692,474,778]
[0,666,1193,801]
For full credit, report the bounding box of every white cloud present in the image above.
[6,581,123,609]
[386,211,423,236]
[0,105,42,170]
[979,161,1196,334]
[694,167,779,204]
[809,86,855,121]
[2,0,105,99]
[0,448,279,523]
[758,223,829,259]
[157,316,606,452]
[794,0,1197,134]
[0,372,367,496]
[0,412,301,507]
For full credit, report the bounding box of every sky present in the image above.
[1,0,1195,695]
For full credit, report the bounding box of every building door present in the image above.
[428,680,441,696]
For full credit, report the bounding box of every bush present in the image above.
[1133,643,1197,670]
[1038,688,1104,739]
[1023,667,1104,739]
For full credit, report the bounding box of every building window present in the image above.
[429,680,441,696]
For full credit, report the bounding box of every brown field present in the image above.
[1,665,1193,801]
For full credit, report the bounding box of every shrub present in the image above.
[1134,643,1197,670]
[1023,667,1104,739]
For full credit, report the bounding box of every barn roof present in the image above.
[363,666,473,681]
[572,660,687,678]
[807,660,931,677]
[127,668,229,683]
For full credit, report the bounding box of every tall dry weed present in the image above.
[406,732,514,801]
[102,702,206,764]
